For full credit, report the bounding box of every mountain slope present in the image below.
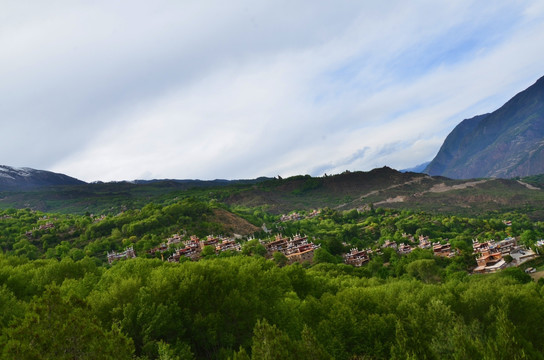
[220,167,544,219]
[224,167,428,213]
[0,165,85,190]
[2,166,544,219]
[425,76,544,178]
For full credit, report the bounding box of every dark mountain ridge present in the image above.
[425,75,544,178]
[2,165,544,219]
[132,177,273,186]
[0,164,273,192]
[221,167,544,219]
[0,165,85,190]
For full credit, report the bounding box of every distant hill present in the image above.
[221,167,544,219]
[132,177,273,186]
[2,166,544,219]
[0,175,273,214]
[224,167,427,214]
[400,161,430,173]
[425,75,544,179]
[0,165,85,190]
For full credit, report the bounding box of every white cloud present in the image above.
[1,1,544,181]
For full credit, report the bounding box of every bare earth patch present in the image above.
[210,208,260,235]
[375,196,406,205]
[531,270,544,281]
[517,180,541,190]
[428,180,488,193]
[336,176,428,209]
[373,179,491,207]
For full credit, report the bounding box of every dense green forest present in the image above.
[2,195,544,358]
[1,254,543,359]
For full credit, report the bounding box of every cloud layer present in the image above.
[2,1,544,181]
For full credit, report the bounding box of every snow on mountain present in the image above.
[0,165,86,190]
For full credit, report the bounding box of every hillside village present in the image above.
[109,233,321,265]
[108,222,539,274]
[7,205,539,276]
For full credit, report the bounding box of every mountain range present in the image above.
[2,165,544,220]
[2,74,544,218]
[425,75,544,178]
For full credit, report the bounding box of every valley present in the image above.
[4,2,544,357]
[2,161,544,359]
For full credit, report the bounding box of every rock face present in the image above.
[0,165,85,190]
[425,76,544,179]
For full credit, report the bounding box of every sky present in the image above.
[2,1,544,182]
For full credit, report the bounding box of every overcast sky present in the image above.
[2,1,544,182]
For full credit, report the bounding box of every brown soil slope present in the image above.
[210,208,260,235]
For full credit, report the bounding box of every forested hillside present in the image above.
[1,254,543,359]
[3,1,544,358]
[2,198,543,266]
[5,167,544,222]
[1,192,544,358]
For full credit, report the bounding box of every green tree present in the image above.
[0,286,25,328]
[157,341,194,360]
[201,245,216,258]
[12,239,38,260]
[1,286,134,359]
[520,230,536,247]
[405,259,441,283]
[242,239,267,257]
[273,252,288,267]
[251,319,295,360]
[325,237,345,256]
[486,309,535,360]
[313,248,338,264]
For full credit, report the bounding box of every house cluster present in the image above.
[38,222,55,231]
[166,235,242,263]
[343,248,371,267]
[418,236,432,249]
[149,233,321,264]
[107,246,136,264]
[280,213,303,222]
[342,234,454,267]
[432,242,456,258]
[105,226,541,275]
[366,235,537,273]
[398,243,415,255]
[146,233,186,254]
[279,210,321,222]
[263,234,320,264]
[472,238,510,273]
[25,222,56,237]
[381,240,398,251]
[472,237,536,273]
[167,235,203,262]
[378,235,455,257]
[90,214,107,223]
[342,235,456,267]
